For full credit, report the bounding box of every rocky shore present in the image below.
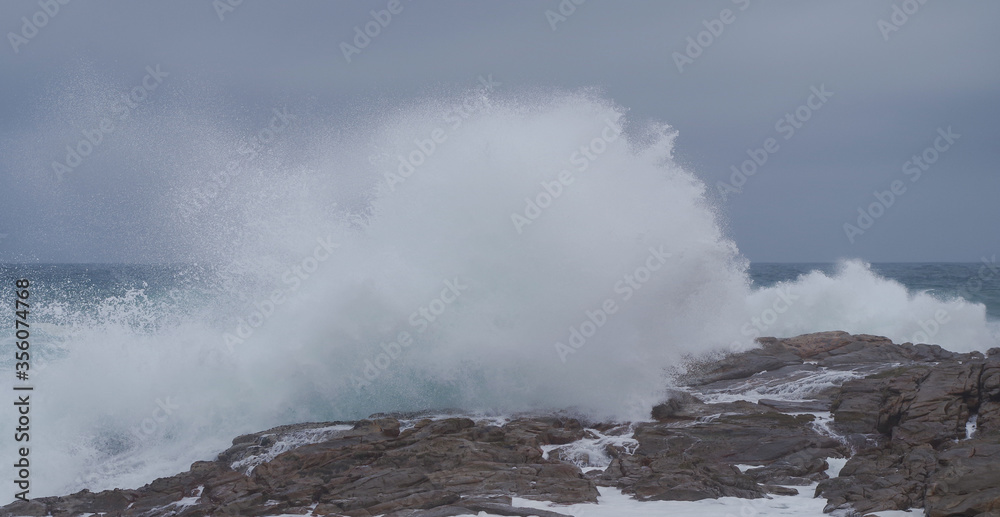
[3,331,999,517]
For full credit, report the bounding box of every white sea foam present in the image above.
[745,260,997,351]
[696,367,865,404]
[540,425,638,472]
[966,413,978,439]
[3,88,996,500]
[230,424,354,475]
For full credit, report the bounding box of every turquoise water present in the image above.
[1,261,997,326]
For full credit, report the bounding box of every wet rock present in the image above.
[601,407,846,502]
[814,337,1000,514]
[757,398,831,413]
[818,444,937,514]
[651,391,704,420]
[678,340,803,386]
[924,441,1000,517]
[763,485,799,496]
[5,332,1000,517]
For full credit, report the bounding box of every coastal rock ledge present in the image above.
[3,331,999,517]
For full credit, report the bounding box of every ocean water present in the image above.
[1,92,998,500]
[751,262,1000,319]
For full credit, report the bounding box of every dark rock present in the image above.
[924,440,1000,517]
[763,485,799,496]
[600,407,846,502]
[678,340,803,386]
[758,398,831,413]
[651,391,704,420]
[462,501,574,517]
[382,506,476,517]
[5,331,1000,517]
[818,444,937,514]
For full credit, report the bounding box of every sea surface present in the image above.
[1,259,998,503]
[4,261,997,325]
[751,262,1000,318]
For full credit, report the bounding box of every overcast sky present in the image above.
[1,0,997,263]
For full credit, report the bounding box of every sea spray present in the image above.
[744,260,995,350]
[1,85,996,500]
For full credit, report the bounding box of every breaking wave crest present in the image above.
[2,87,996,498]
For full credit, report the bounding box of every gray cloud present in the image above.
[1,0,998,262]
